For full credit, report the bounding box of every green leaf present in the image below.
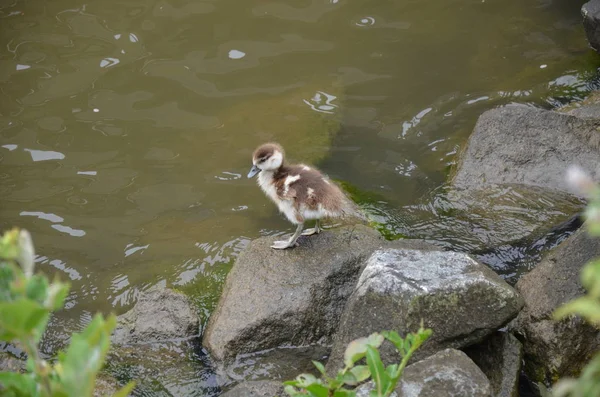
[366,345,389,395]
[0,229,20,260]
[293,373,319,388]
[418,328,433,343]
[58,314,117,397]
[0,299,50,342]
[341,371,358,386]
[343,333,384,367]
[333,390,356,397]
[284,380,301,386]
[45,281,70,311]
[381,331,404,355]
[16,230,35,277]
[25,275,49,305]
[329,373,344,389]
[385,364,399,381]
[554,297,600,324]
[0,264,16,302]
[111,381,136,397]
[588,220,600,237]
[581,259,600,298]
[348,365,370,384]
[0,371,37,395]
[305,383,329,397]
[312,360,326,375]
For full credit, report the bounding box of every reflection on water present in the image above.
[0,0,598,394]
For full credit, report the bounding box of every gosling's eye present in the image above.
[259,158,266,163]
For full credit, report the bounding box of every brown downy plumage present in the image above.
[247,142,365,249]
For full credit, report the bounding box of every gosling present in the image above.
[247,142,362,249]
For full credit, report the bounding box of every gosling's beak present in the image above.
[247,164,260,178]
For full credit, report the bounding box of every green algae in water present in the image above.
[336,180,409,241]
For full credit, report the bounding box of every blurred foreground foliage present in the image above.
[0,228,134,397]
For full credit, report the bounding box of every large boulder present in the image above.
[203,225,433,365]
[327,248,523,371]
[356,349,491,397]
[221,380,284,397]
[463,332,523,397]
[112,286,199,345]
[583,1,600,53]
[511,227,600,384]
[451,105,600,196]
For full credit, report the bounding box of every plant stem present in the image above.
[24,336,52,396]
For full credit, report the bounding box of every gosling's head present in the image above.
[247,143,284,178]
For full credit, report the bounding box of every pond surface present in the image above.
[0,0,598,395]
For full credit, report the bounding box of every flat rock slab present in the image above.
[452,105,600,196]
[511,227,600,384]
[357,349,491,397]
[327,248,523,371]
[112,286,199,345]
[221,380,284,397]
[203,225,433,364]
[464,332,523,397]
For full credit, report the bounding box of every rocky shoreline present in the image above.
[3,2,600,397]
[88,89,599,397]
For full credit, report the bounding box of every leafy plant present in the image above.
[547,166,600,397]
[283,325,432,397]
[0,228,134,397]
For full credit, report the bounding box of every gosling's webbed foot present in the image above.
[301,228,320,236]
[271,240,298,250]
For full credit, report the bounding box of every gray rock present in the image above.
[106,339,219,397]
[327,248,523,371]
[203,225,433,364]
[451,105,600,196]
[93,373,121,397]
[463,332,523,397]
[356,349,491,397]
[112,286,199,345]
[0,352,25,373]
[225,345,328,385]
[560,91,600,120]
[583,1,600,53]
[221,380,284,397]
[410,186,583,253]
[511,227,600,384]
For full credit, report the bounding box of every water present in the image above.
[0,0,598,394]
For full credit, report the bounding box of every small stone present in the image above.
[356,349,491,397]
[221,380,285,397]
[112,286,199,345]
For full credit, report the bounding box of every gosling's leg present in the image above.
[271,223,304,249]
[301,219,322,236]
